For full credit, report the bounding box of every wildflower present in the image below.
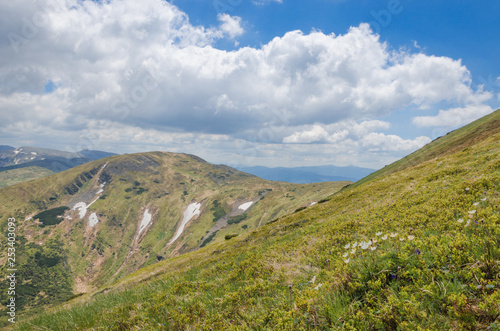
[372,239,377,244]
[465,188,470,191]
[466,220,470,226]
[416,248,421,255]
[457,218,464,223]
[408,235,415,241]
[382,235,388,240]
[390,233,397,238]
[473,202,479,206]
[375,231,383,236]
[350,248,356,255]
[370,246,377,251]
[400,238,405,241]
[344,243,350,249]
[314,283,323,290]
[469,210,476,214]
[352,242,358,248]
[360,241,371,250]
[310,276,316,284]
[481,197,487,201]
[344,258,350,264]
[342,252,348,258]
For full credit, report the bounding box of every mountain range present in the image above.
[0,151,349,318]
[1,109,500,329]
[235,165,375,183]
[0,146,116,187]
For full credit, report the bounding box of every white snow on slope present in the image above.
[97,182,106,194]
[169,202,201,245]
[238,201,254,211]
[89,213,99,228]
[73,202,88,219]
[136,209,153,239]
[73,196,100,219]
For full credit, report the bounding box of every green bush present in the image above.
[227,214,247,225]
[34,206,70,227]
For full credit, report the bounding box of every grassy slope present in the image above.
[353,109,500,188]
[0,167,54,188]
[0,152,348,325]
[13,110,500,330]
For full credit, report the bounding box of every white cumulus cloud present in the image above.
[217,14,244,39]
[412,105,494,127]
[0,0,496,168]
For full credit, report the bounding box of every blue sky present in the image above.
[0,0,499,169]
[178,0,500,79]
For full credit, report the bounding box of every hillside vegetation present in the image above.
[12,109,500,330]
[0,152,347,325]
[0,167,54,188]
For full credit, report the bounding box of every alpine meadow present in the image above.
[1,0,500,330]
[1,110,498,329]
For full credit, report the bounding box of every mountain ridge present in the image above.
[0,151,349,318]
[235,164,375,183]
[11,109,500,330]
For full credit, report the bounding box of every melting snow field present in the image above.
[97,183,106,194]
[238,201,254,211]
[169,202,201,245]
[89,213,99,228]
[137,209,153,238]
[73,202,88,219]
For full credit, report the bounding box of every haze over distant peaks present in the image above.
[235,165,376,183]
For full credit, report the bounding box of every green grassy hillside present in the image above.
[12,110,500,330]
[0,167,54,188]
[0,152,348,325]
[353,109,500,188]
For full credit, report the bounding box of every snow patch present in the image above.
[97,182,106,194]
[25,216,32,221]
[89,213,99,228]
[238,201,254,211]
[31,152,37,155]
[169,202,201,245]
[136,209,153,239]
[310,202,317,206]
[14,150,19,155]
[73,202,88,219]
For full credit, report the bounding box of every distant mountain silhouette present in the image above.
[235,165,376,184]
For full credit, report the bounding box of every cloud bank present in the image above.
[0,0,495,167]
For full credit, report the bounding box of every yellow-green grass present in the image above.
[12,111,500,329]
[0,152,348,327]
[0,167,54,188]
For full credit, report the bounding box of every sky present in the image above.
[0,0,499,169]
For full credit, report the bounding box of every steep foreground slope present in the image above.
[0,152,347,324]
[11,110,500,330]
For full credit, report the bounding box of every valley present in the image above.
[3,109,499,330]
